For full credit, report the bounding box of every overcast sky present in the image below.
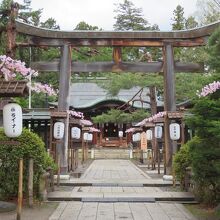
[14,0,198,31]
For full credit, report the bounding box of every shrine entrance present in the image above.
[104,123,119,138]
[9,7,220,173]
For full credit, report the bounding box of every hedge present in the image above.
[0,128,56,199]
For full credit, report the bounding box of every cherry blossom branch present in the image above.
[69,110,84,119]
[196,81,220,97]
[0,55,56,96]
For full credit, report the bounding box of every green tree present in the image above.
[186,90,220,205]
[172,5,185,30]
[113,0,150,31]
[113,0,158,61]
[171,5,185,60]
[208,27,220,76]
[41,18,60,29]
[74,21,99,30]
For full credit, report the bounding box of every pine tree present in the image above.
[172,5,185,30]
[113,0,150,31]
[186,89,220,205]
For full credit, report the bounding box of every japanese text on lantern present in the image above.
[11,107,16,133]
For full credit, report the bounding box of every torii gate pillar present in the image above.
[163,43,177,175]
[57,44,71,173]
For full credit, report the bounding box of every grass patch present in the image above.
[185,204,220,220]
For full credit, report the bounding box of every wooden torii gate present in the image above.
[9,13,220,173]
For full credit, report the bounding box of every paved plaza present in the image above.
[49,159,197,220]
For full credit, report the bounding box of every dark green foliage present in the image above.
[175,73,212,102]
[208,27,220,73]
[173,143,191,188]
[102,72,163,96]
[92,109,149,124]
[186,92,220,205]
[0,128,56,200]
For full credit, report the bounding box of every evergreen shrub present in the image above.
[0,128,56,199]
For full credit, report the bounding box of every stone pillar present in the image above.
[163,43,176,174]
[57,44,71,173]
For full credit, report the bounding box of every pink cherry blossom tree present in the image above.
[0,55,56,96]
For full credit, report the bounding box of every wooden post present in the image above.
[6,2,19,58]
[163,43,176,174]
[28,158,34,208]
[17,158,23,220]
[112,47,122,72]
[82,130,85,163]
[57,154,61,187]
[149,86,157,170]
[85,141,87,161]
[49,117,53,158]
[99,124,103,147]
[57,43,71,173]
[157,147,160,174]
[39,171,48,201]
[181,120,185,145]
[47,167,54,192]
[113,47,122,64]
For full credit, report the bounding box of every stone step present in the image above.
[47,191,195,203]
[57,179,176,187]
[94,148,130,159]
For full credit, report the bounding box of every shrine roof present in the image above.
[68,83,163,109]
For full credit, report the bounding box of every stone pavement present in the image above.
[49,201,196,220]
[49,159,197,220]
[81,160,150,180]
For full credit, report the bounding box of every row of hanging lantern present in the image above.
[132,123,180,142]
[2,103,93,141]
[53,122,93,141]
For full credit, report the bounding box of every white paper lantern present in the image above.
[71,127,81,139]
[118,131,123,137]
[83,132,89,141]
[169,123,180,140]
[88,133,93,141]
[3,103,22,137]
[53,122,64,139]
[155,125,163,139]
[132,134,136,142]
[146,129,153,140]
[136,132,141,141]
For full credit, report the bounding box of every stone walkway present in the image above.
[49,159,197,220]
[81,160,150,180]
[49,201,196,220]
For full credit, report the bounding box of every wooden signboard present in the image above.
[140,132,147,150]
